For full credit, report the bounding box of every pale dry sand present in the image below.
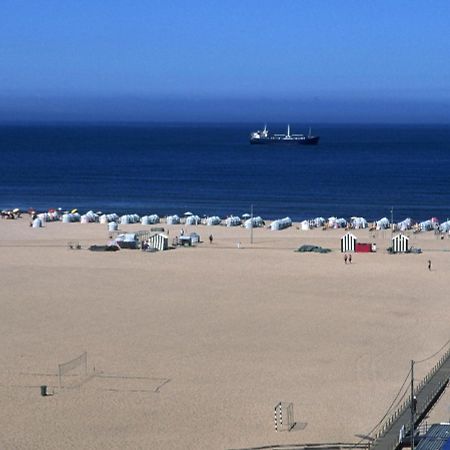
[0,217,449,449]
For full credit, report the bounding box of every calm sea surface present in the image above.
[1,123,450,221]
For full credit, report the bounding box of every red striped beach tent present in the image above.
[391,233,409,253]
[341,232,357,253]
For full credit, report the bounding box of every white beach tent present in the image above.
[226,216,241,227]
[185,215,201,225]
[439,220,450,232]
[419,220,433,231]
[300,220,310,231]
[100,213,119,224]
[341,232,357,252]
[397,218,412,231]
[62,213,81,223]
[108,221,118,232]
[313,217,325,228]
[166,215,180,225]
[243,216,264,228]
[32,218,42,228]
[148,214,160,224]
[376,217,390,230]
[80,210,98,224]
[205,216,221,226]
[351,217,368,229]
[270,217,292,231]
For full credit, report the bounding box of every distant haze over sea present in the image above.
[0,95,449,124]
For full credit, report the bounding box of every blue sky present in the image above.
[1,0,449,122]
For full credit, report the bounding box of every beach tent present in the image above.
[141,216,151,225]
[115,233,138,249]
[100,213,119,224]
[341,232,357,252]
[313,217,325,227]
[206,216,221,226]
[226,216,241,227]
[80,210,98,224]
[166,215,180,225]
[61,212,81,223]
[335,218,348,228]
[120,214,140,225]
[185,215,201,225]
[32,218,42,228]
[376,217,390,230]
[391,234,409,253]
[300,220,310,231]
[351,217,368,229]
[108,221,118,232]
[243,216,264,228]
[419,220,433,231]
[397,218,412,231]
[148,214,160,224]
[270,217,292,231]
[439,220,450,232]
[147,233,169,251]
[327,217,337,228]
[190,232,201,243]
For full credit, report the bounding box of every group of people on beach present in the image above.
[344,253,352,264]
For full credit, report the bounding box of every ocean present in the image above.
[1,123,450,222]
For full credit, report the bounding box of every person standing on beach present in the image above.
[428,259,431,271]
[209,234,213,244]
[349,254,352,264]
[344,254,348,264]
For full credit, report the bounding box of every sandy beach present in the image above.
[1,217,449,449]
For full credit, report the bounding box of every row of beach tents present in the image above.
[28,209,450,233]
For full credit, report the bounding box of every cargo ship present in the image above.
[250,125,319,145]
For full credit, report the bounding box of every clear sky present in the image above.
[1,0,450,122]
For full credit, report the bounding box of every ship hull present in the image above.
[250,136,320,145]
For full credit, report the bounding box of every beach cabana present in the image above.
[341,232,357,252]
[147,233,169,251]
[391,234,409,253]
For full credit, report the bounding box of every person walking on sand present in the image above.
[428,259,431,271]
[349,254,352,264]
[209,234,213,244]
[344,254,348,264]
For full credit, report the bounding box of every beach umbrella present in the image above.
[184,211,193,216]
[241,213,251,219]
[13,208,20,214]
[71,208,78,214]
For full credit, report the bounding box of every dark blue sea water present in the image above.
[1,123,450,221]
